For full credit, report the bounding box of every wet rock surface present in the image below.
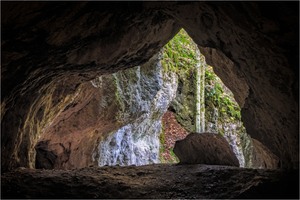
[174,133,239,167]
[2,164,298,199]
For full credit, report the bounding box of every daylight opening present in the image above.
[34,29,252,169]
[159,29,250,167]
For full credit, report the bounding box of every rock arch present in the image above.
[1,2,298,171]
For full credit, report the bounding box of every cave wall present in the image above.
[1,2,180,171]
[1,2,298,171]
[34,77,121,169]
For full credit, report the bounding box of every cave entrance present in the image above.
[34,28,249,170]
[159,29,249,166]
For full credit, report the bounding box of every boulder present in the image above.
[174,132,239,167]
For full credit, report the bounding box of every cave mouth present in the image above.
[2,2,298,199]
[159,29,248,166]
[34,28,251,170]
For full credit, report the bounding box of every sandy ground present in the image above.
[2,164,298,199]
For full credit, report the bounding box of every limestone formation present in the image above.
[34,53,177,169]
[93,53,178,167]
[174,133,239,167]
[1,2,298,171]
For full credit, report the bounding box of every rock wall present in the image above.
[33,77,122,169]
[161,30,248,167]
[242,138,280,169]
[161,29,199,133]
[93,53,178,166]
[33,53,177,169]
[1,2,180,171]
[170,68,197,132]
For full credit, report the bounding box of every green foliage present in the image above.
[169,149,179,163]
[162,29,198,73]
[161,28,244,163]
[204,66,241,122]
[159,127,165,147]
[162,28,200,133]
[162,28,243,124]
[159,125,166,162]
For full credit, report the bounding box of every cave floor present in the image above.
[1,164,299,199]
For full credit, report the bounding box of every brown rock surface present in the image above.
[1,2,180,171]
[251,139,280,169]
[34,79,122,170]
[2,164,298,199]
[174,133,239,167]
[1,2,298,171]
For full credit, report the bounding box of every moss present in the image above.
[205,65,242,123]
[113,80,123,121]
[204,65,245,141]
[163,29,244,131]
[166,29,244,134]
[159,126,166,162]
[162,28,207,133]
[162,29,198,74]
[159,123,170,163]
[160,28,248,164]
[169,149,179,163]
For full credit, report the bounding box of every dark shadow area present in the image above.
[236,170,299,199]
[1,165,298,199]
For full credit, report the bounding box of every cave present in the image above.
[1,1,299,199]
